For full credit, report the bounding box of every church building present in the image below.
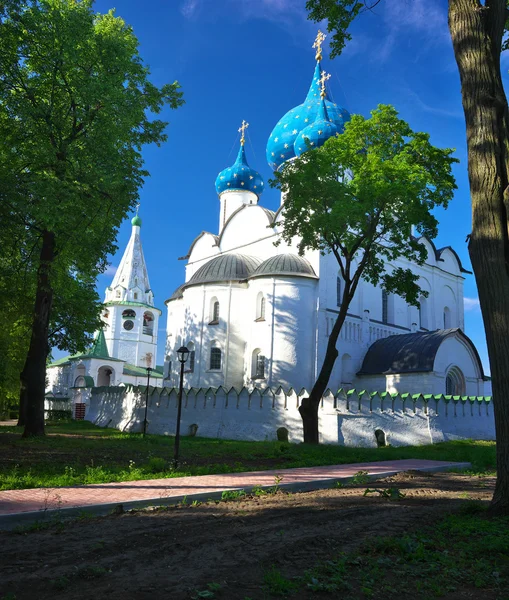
[164,34,487,398]
[46,214,164,409]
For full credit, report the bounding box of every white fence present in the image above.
[76,385,496,447]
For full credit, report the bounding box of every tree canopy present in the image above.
[272,104,457,443]
[0,0,184,435]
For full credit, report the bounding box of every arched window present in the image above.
[443,306,451,329]
[418,296,428,330]
[445,366,466,396]
[143,311,154,335]
[122,309,136,318]
[210,346,222,370]
[186,342,196,373]
[341,353,352,386]
[256,293,266,321]
[116,289,121,298]
[336,276,342,307]
[209,297,220,324]
[74,364,86,387]
[252,349,266,379]
[382,290,388,324]
[97,366,113,387]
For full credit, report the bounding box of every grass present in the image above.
[296,507,509,599]
[0,420,496,491]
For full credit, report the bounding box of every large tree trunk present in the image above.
[449,0,509,513]
[299,301,350,443]
[20,231,55,438]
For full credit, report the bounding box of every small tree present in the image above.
[0,0,184,436]
[271,105,457,443]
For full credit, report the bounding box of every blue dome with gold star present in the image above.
[215,143,264,197]
[266,62,350,171]
[294,97,338,156]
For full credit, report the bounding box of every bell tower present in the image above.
[102,210,161,368]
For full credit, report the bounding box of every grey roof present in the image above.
[252,254,318,279]
[168,283,186,302]
[188,253,262,287]
[358,328,484,377]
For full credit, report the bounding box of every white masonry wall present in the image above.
[86,386,495,447]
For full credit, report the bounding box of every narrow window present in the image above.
[210,347,222,370]
[256,354,265,378]
[382,290,388,324]
[143,311,154,336]
[336,276,342,307]
[256,293,266,321]
[443,306,451,329]
[134,292,138,300]
[209,298,220,324]
[186,343,196,374]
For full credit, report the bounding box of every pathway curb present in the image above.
[0,461,471,532]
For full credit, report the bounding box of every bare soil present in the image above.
[0,472,496,600]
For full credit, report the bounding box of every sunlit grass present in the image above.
[0,420,496,490]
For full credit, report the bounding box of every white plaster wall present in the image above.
[105,304,160,368]
[187,233,220,265]
[86,386,495,446]
[433,336,484,395]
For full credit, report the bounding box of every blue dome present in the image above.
[215,144,264,197]
[266,62,350,170]
[294,98,338,156]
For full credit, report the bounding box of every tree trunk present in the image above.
[449,0,509,513]
[17,388,27,427]
[299,301,350,443]
[20,231,56,438]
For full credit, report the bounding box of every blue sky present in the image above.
[90,0,496,372]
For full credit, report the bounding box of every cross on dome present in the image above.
[319,70,331,99]
[313,30,326,62]
[238,120,249,146]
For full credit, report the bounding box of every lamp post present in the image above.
[142,366,152,437]
[174,345,190,466]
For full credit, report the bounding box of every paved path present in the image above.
[0,459,470,530]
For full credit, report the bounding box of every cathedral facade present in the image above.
[164,42,486,398]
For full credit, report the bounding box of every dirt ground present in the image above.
[0,472,496,600]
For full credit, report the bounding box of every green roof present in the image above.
[104,300,161,314]
[48,356,72,368]
[89,329,109,358]
[70,375,95,388]
[123,363,164,378]
[132,215,142,227]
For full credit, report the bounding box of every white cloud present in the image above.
[180,0,201,19]
[377,0,449,62]
[400,87,463,119]
[103,264,117,277]
[464,297,480,311]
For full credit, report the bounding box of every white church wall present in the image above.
[219,205,275,253]
[186,233,220,267]
[269,278,318,391]
[433,337,484,395]
[86,386,495,447]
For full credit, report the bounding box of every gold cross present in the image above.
[238,120,249,146]
[319,70,331,99]
[313,30,326,61]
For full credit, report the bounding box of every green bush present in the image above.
[45,410,72,421]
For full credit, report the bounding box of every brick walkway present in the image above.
[0,459,469,530]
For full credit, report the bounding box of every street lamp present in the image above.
[174,346,190,466]
[142,366,152,437]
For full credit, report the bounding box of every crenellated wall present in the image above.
[83,385,495,447]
